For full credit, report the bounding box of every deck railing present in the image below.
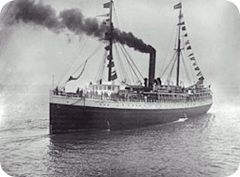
[51,90,212,103]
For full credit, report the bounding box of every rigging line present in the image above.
[94,51,103,81]
[113,44,124,80]
[160,52,177,78]
[70,59,88,81]
[120,44,142,82]
[117,43,135,83]
[57,41,82,86]
[183,48,196,82]
[67,35,86,67]
[174,26,178,50]
[115,43,129,80]
[57,35,88,85]
[114,4,143,81]
[95,0,105,16]
[118,43,135,83]
[114,43,130,82]
[71,43,104,76]
[158,25,178,76]
[65,34,84,67]
[113,4,122,30]
[63,34,84,70]
[59,43,104,89]
[95,50,107,82]
[182,46,199,82]
[99,51,107,81]
[121,45,144,80]
[59,39,82,75]
[64,37,89,77]
[167,56,178,83]
[118,43,141,83]
[115,44,130,82]
[181,52,192,85]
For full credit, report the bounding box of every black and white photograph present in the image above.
[0,0,239,176]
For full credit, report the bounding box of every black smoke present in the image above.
[113,29,154,53]
[59,9,106,38]
[1,0,154,53]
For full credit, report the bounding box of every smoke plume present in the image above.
[1,0,154,53]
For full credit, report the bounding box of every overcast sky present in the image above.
[0,0,239,92]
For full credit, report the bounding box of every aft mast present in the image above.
[175,2,182,86]
[108,0,113,81]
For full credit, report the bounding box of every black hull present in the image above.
[50,103,212,134]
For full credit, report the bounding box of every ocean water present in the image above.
[0,85,240,177]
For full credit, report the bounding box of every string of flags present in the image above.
[174,2,204,82]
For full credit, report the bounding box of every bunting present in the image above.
[105,46,111,50]
[180,21,205,83]
[198,76,204,81]
[103,2,111,8]
[185,40,190,45]
[107,54,113,60]
[194,67,200,71]
[188,53,193,57]
[197,72,202,76]
[107,61,115,68]
[174,2,182,10]
[111,70,118,80]
[177,22,185,26]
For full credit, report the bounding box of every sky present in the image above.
[0,0,239,92]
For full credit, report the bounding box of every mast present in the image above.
[107,0,114,81]
[176,6,182,86]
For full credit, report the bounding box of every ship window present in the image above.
[108,86,111,90]
[104,86,106,90]
[99,86,102,90]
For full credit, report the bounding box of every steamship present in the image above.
[49,1,212,134]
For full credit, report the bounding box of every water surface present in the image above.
[0,85,239,177]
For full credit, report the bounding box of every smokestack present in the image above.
[148,47,156,90]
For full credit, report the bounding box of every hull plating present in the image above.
[50,102,212,134]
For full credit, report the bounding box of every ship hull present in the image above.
[50,102,212,134]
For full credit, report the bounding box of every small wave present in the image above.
[178,117,188,122]
[174,117,188,123]
[173,114,188,123]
